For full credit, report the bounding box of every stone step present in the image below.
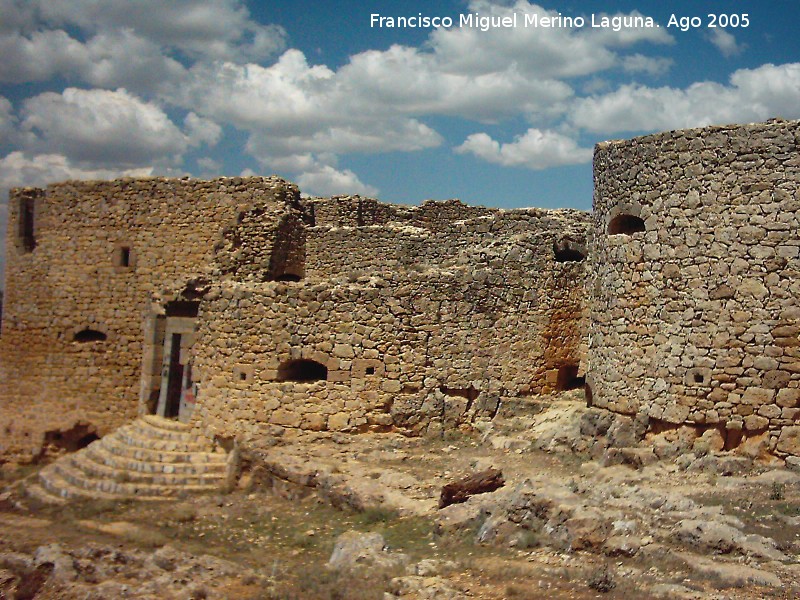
[115,426,212,453]
[83,443,227,475]
[28,416,232,503]
[141,414,194,432]
[38,463,149,501]
[129,419,206,443]
[25,480,67,505]
[69,453,227,486]
[52,460,220,498]
[98,436,224,464]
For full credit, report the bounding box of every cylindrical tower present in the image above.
[588,119,800,456]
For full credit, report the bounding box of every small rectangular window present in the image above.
[114,245,134,270]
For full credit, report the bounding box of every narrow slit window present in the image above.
[556,365,585,391]
[18,198,36,252]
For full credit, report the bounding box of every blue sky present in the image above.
[1,1,799,277]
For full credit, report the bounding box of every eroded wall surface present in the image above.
[0,176,299,461]
[588,119,800,456]
[192,200,590,442]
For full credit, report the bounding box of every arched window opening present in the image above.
[73,328,107,343]
[608,214,646,235]
[277,359,328,382]
[77,433,100,448]
[553,241,586,262]
[556,365,585,391]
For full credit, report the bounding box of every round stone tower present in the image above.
[587,119,800,456]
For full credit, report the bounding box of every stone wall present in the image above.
[192,204,590,443]
[0,174,590,461]
[0,176,298,461]
[588,118,800,456]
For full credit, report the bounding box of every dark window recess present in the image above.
[556,365,584,391]
[277,359,328,382]
[114,245,132,268]
[553,243,586,262]
[239,371,247,381]
[694,373,704,384]
[165,301,200,318]
[18,198,36,251]
[608,214,646,235]
[439,385,480,401]
[366,367,376,375]
[164,333,183,418]
[73,328,107,343]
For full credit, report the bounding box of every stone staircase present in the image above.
[27,415,232,503]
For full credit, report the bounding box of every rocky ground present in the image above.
[1,392,799,599]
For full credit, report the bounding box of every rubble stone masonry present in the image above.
[588,119,800,456]
[193,202,589,444]
[0,178,589,461]
[7,118,799,464]
[0,176,300,461]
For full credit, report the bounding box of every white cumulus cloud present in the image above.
[0,96,15,141]
[20,88,191,167]
[455,129,593,170]
[709,29,746,58]
[0,151,153,191]
[571,63,800,134]
[184,112,222,148]
[32,0,287,62]
[621,54,673,76]
[296,165,378,197]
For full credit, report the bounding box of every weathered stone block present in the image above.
[333,344,355,358]
[776,388,800,408]
[756,404,781,419]
[777,427,800,456]
[743,415,769,431]
[741,388,775,405]
[380,380,403,393]
[328,413,350,430]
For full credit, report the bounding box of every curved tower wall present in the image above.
[588,119,800,455]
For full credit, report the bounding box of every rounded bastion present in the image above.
[587,118,800,455]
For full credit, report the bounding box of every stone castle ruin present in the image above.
[1,117,799,477]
